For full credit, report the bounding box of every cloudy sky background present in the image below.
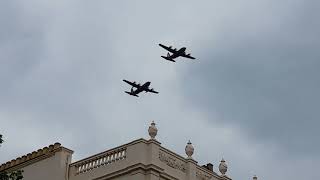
[1,1,319,179]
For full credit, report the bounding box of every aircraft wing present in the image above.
[145,88,159,94]
[123,79,141,88]
[159,44,177,53]
[181,54,196,59]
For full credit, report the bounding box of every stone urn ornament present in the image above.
[148,121,157,139]
[185,140,194,158]
[219,158,228,176]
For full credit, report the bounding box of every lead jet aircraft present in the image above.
[159,44,196,62]
[123,79,159,97]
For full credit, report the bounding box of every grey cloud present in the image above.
[1,1,319,180]
[180,0,320,156]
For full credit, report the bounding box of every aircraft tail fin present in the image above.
[125,91,139,97]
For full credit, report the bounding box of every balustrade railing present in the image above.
[71,148,126,175]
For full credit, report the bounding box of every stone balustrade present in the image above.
[71,148,126,175]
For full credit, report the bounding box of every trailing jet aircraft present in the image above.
[123,79,159,97]
[159,44,196,62]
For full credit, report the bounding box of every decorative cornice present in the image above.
[94,163,171,180]
[221,175,232,180]
[0,142,72,172]
[146,138,161,145]
[196,166,222,180]
[196,171,213,180]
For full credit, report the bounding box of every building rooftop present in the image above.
[1,121,235,180]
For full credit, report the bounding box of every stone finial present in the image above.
[21,155,26,162]
[253,175,258,180]
[5,162,10,168]
[37,149,43,156]
[219,158,228,176]
[16,157,21,164]
[185,140,194,158]
[43,147,49,153]
[10,159,16,166]
[48,145,54,151]
[54,142,61,149]
[26,153,32,160]
[148,121,158,139]
[31,151,37,158]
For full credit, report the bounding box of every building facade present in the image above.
[1,122,234,180]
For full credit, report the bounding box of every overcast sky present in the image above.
[1,1,319,180]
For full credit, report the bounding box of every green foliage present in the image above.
[0,170,24,180]
[0,134,23,180]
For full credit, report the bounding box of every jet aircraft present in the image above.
[123,79,159,97]
[159,44,196,62]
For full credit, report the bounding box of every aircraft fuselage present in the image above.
[172,47,186,58]
[162,47,187,61]
[132,82,151,94]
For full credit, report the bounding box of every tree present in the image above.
[0,134,23,180]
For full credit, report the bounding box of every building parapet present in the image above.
[0,142,73,172]
[69,138,150,176]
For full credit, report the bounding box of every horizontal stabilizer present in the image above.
[125,91,139,97]
[161,56,175,62]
